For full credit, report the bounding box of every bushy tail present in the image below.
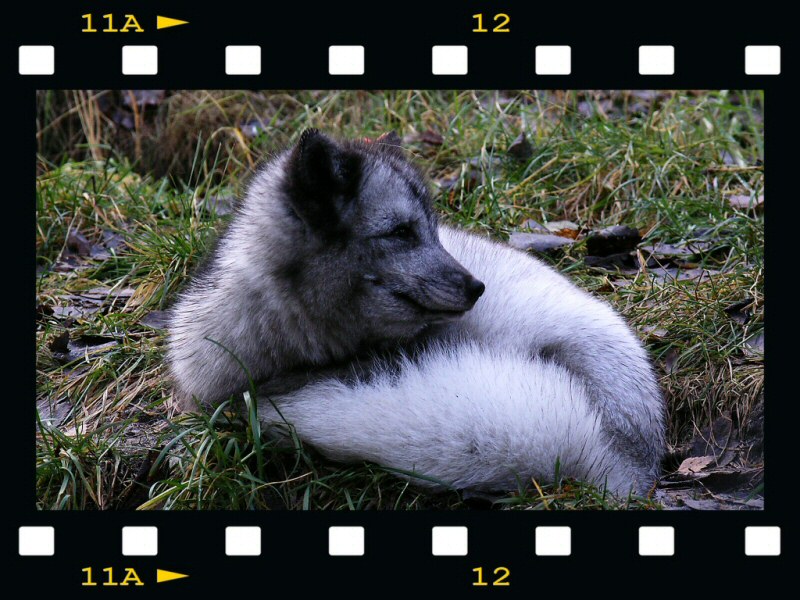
[258,343,655,496]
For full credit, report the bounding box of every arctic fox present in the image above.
[167,130,665,496]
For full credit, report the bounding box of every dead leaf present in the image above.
[727,193,764,210]
[743,332,764,357]
[101,230,126,252]
[52,305,100,319]
[37,397,73,426]
[544,220,580,239]
[51,334,120,365]
[680,498,721,510]
[642,325,668,339]
[649,267,719,284]
[519,219,548,233]
[677,456,715,476]
[663,348,679,374]
[139,310,170,330]
[508,233,574,255]
[724,298,754,324]
[48,331,70,354]
[640,241,710,258]
[67,230,92,256]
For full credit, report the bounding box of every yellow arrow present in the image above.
[157,569,189,583]
[157,16,189,30]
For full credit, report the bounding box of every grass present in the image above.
[35,90,764,510]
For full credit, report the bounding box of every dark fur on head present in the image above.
[275,129,484,341]
[167,129,484,409]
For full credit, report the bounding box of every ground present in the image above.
[36,90,764,510]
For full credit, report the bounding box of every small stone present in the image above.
[508,233,574,254]
[585,225,641,256]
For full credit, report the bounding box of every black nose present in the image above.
[464,275,485,303]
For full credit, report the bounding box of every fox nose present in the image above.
[464,275,485,303]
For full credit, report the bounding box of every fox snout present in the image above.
[441,271,485,312]
[464,275,485,304]
[392,267,484,319]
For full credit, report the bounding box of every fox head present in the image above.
[274,129,485,343]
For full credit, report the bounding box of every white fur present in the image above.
[259,226,665,496]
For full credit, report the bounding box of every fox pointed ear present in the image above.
[371,131,403,155]
[375,131,402,147]
[286,130,362,231]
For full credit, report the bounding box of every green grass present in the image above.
[35,90,764,510]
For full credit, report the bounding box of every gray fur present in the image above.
[167,131,665,496]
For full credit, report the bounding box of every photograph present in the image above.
[35,90,764,510]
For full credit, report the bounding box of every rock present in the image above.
[507,133,533,161]
[508,233,574,254]
[585,225,641,256]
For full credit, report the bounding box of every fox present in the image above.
[167,129,666,496]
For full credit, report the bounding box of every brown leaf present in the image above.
[677,456,715,476]
[544,220,580,239]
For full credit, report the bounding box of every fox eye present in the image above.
[387,224,415,239]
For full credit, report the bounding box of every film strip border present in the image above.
[17,44,782,77]
[18,524,782,557]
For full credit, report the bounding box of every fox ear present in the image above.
[372,131,403,155]
[286,129,362,231]
[375,131,402,147]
